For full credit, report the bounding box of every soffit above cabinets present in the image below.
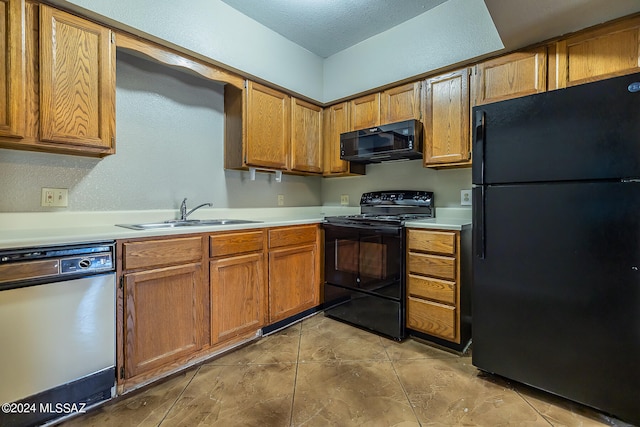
[219,0,640,58]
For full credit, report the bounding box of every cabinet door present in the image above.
[0,0,24,139]
[291,98,322,173]
[329,102,350,173]
[268,244,318,323]
[322,102,365,176]
[380,82,421,124]
[210,253,265,344]
[551,17,640,89]
[124,263,204,378]
[246,81,290,169]
[474,46,547,105]
[423,68,470,166]
[39,5,115,151]
[350,93,380,130]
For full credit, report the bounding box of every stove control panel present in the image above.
[360,191,434,206]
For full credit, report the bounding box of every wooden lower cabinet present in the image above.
[118,235,206,388]
[117,224,321,393]
[406,228,471,351]
[268,225,320,323]
[209,230,267,345]
[124,263,204,378]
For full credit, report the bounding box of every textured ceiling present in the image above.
[219,0,447,58]
[219,0,640,58]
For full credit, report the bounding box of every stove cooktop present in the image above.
[325,190,435,226]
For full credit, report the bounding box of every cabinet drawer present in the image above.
[268,225,317,248]
[123,236,202,270]
[408,253,456,280]
[408,274,455,305]
[407,297,456,341]
[210,231,264,257]
[408,229,456,255]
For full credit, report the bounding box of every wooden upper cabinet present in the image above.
[291,98,322,173]
[39,5,115,151]
[322,102,364,176]
[0,0,25,139]
[245,81,290,169]
[350,93,380,130]
[474,46,547,105]
[550,16,640,89]
[380,82,421,124]
[423,68,471,167]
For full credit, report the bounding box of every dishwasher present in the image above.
[0,242,116,427]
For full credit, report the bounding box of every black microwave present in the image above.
[340,119,423,163]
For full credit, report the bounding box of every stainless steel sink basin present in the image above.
[116,219,262,230]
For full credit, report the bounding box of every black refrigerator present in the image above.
[472,72,640,425]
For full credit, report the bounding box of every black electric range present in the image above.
[323,190,434,340]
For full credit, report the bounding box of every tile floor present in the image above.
[61,314,632,426]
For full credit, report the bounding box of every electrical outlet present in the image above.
[340,195,349,206]
[41,188,68,207]
[461,189,472,206]
[277,194,284,206]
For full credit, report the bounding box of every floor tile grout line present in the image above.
[389,357,422,426]
[288,319,304,427]
[156,365,202,426]
[513,388,555,427]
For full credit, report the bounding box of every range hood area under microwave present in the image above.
[340,119,423,163]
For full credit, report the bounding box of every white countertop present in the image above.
[0,206,471,249]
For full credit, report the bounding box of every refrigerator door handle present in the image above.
[473,110,486,185]
[473,186,485,259]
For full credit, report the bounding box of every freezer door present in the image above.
[472,72,640,185]
[472,181,640,425]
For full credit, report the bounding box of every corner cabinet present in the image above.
[209,230,267,344]
[423,68,471,168]
[267,225,321,323]
[406,228,471,351]
[473,46,547,106]
[0,1,115,156]
[322,102,365,177]
[119,236,206,383]
[550,15,640,89]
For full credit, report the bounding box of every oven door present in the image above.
[324,222,403,298]
[323,222,405,339]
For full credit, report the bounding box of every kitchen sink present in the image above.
[116,219,262,230]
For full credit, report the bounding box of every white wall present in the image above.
[323,0,503,102]
[321,160,472,208]
[0,52,321,212]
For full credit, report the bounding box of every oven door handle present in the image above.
[323,222,402,236]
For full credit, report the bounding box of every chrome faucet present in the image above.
[179,198,213,220]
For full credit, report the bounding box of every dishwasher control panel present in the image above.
[60,253,113,274]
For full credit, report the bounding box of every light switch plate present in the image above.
[461,189,472,206]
